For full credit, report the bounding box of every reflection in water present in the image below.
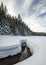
[0,46,32,65]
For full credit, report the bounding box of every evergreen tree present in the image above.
[0,2,33,35]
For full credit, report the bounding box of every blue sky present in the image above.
[0,0,46,32]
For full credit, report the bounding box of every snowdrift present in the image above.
[0,36,21,58]
[0,36,46,65]
[14,36,46,65]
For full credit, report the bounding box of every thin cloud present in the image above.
[0,0,46,32]
[22,0,34,12]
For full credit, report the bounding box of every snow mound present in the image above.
[0,35,22,58]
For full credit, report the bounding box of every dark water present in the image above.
[0,46,32,65]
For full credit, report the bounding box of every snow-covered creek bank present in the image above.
[0,36,46,65]
[14,36,46,65]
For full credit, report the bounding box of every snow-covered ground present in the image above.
[0,36,21,58]
[0,36,46,65]
[14,36,46,65]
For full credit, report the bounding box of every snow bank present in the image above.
[26,40,39,54]
[14,36,46,65]
[0,36,46,65]
[0,35,21,58]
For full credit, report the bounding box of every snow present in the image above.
[0,35,22,58]
[13,36,46,65]
[0,35,20,47]
[0,36,46,65]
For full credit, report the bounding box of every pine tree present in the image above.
[0,2,33,35]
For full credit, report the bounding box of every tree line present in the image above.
[0,2,33,35]
[0,2,46,36]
